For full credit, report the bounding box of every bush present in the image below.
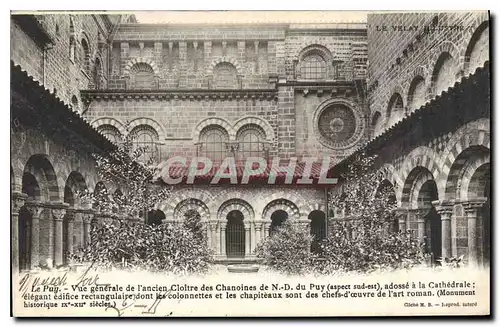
[70,218,214,274]
[317,224,424,274]
[255,220,316,275]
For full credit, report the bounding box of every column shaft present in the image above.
[245,228,250,256]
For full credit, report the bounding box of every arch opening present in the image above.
[270,210,288,236]
[309,210,326,253]
[226,210,245,258]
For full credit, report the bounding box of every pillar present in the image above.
[26,202,43,269]
[83,211,93,246]
[244,223,250,257]
[250,221,255,254]
[209,221,217,251]
[178,41,187,88]
[253,221,262,253]
[215,220,221,255]
[51,203,68,267]
[394,208,407,232]
[66,210,75,259]
[264,221,271,238]
[74,210,84,250]
[432,200,453,259]
[220,221,227,257]
[299,219,312,249]
[411,209,427,246]
[12,192,27,273]
[463,198,487,266]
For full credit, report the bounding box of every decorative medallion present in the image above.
[313,99,364,149]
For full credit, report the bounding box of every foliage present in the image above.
[255,220,317,275]
[67,121,214,274]
[321,152,425,273]
[70,218,214,274]
[77,122,170,219]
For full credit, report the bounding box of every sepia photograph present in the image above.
[9,9,491,317]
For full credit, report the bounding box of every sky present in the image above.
[132,11,368,24]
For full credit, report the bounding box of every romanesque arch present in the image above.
[91,117,127,137]
[127,117,166,141]
[24,154,60,203]
[123,57,160,77]
[262,198,300,221]
[464,20,490,76]
[217,199,255,221]
[173,198,210,221]
[233,116,275,142]
[192,117,234,142]
[206,57,243,76]
[429,41,462,97]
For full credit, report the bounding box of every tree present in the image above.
[68,122,216,273]
[319,153,424,274]
[255,220,316,275]
[78,122,170,221]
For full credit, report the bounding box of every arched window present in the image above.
[371,111,382,137]
[300,54,327,80]
[93,57,103,90]
[71,95,79,112]
[386,93,404,127]
[130,62,155,89]
[407,76,426,112]
[97,125,122,144]
[81,38,90,74]
[431,52,458,97]
[236,124,267,161]
[197,125,229,163]
[130,125,159,163]
[69,18,76,62]
[213,62,238,89]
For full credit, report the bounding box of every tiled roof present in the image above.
[11,61,117,152]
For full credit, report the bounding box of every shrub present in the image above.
[255,220,316,275]
[70,218,214,274]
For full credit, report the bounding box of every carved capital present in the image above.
[254,221,263,230]
[432,200,454,218]
[393,208,408,222]
[83,212,94,224]
[463,197,488,215]
[12,192,28,212]
[51,208,66,221]
[209,221,218,231]
[25,202,44,219]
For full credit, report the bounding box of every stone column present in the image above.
[412,209,427,246]
[83,211,94,246]
[394,208,408,232]
[244,223,251,257]
[432,200,453,259]
[26,202,44,269]
[299,219,312,249]
[463,198,487,266]
[12,192,27,273]
[250,220,255,254]
[74,210,84,250]
[253,221,262,253]
[209,221,217,251]
[178,41,187,88]
[51,203,68,267]
[66,209,75,259]
[264,221,271,238]
[220,221,227,257]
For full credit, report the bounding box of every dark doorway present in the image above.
[425,207,442,263]
[18,207,31,271]
[309,210,326,253]
[270,210,288,235]
[147,209,166,226]
[226,210,245,258]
